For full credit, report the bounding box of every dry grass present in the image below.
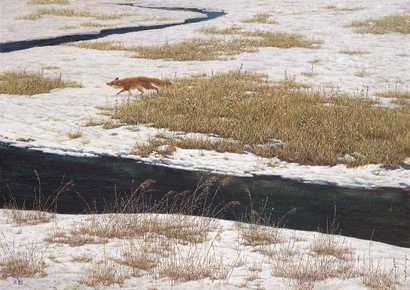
[339,49,370,55]
[310,233,353,261]
[112,71,410,167]
[83,118,106,127]
[0,242,47,279]
[199,25,243,35]
[70,30,320,61]
[0,71,81,95]
[323,5,364,12]
[46,226,108,247]
[71,255,92,263]
[133,38,257,61]
[351,14,410,34]
[67,129,82,139]
[5,209,54,226]
[242,13,278,24]
[47,213,213,247]
[360,261,400,290]
[377,90,410,100]
[158,244,232,282]
[81,258,128,287]
[18,8,132,21]
[102,120,122,130]
[272,254,356,290]
[28,0,69,4]
[238,223,281,247]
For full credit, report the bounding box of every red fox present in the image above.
[106,76,172,95]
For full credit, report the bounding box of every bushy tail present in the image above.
[151,79,172,87]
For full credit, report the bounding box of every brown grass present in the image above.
[377,90,410,100]
[0,242,47,279]
[47,214,213,247]
[70,30,320,61]
[351,14,410,34]
[5,209,54,226]
[28,0,69,4]
[339,49,370,55]
[18,8,132,21]
[158,244,232,282]
[272,254,356,290]
[199,25,243,35]
[67,129,82,139]
[0,71,81,95]
[238,223,281,247]
[71,255,92,263]
[242,13,278,24]
[360,261,400,290]
[310,234,353,261]
[81,258,128,287]
[46,226,108,247]
[112,71,410,167]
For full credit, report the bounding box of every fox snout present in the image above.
[106,77,119,87]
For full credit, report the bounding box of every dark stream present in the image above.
[1,143,409,248]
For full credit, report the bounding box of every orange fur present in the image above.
[106,76,172,96]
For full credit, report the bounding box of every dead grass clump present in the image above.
[83,118,105,127]
[68,41,126,51]
[360,261,400,290]
[81,259,128,287]
[0,242,47,279]
[112,71,410,167]
[158,245,232,282]
[272,254,356,290]
[351,14,410,34]
[69,214,212,245]
[377,90,410,100]
[242,13,278,24]
[46,226,108,247]
[133,38,257,61]
[71,255,92,263]
[5,209,54,226]
[199,25,243,35]
[67,129,82,139]
[339,49,370,55]
[19,8,131,21]
[242,30,321,49]
[239,223,281,247]
[102,120,122,130]
[0,71,81,95]
[28,0,69,4]
[310,234,353,261]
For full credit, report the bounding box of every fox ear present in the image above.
[115,77,119,80]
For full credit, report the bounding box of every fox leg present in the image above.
[116,88,127,95]
[144,83,159,93]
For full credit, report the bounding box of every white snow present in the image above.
[0,210,409,290]
[1,0,410,189]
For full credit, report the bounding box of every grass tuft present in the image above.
[242,13,278,24]
[0,242,47,279]
[351,14,410,34]
[28,0,69,4]
[0,71,81,95]
[18,8,132,21]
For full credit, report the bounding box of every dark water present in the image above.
[0,5,226,53]
[0,142,409,247]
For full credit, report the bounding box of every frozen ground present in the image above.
[0,0,410,188]
[0,210,409,290]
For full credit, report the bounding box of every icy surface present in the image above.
[1,0,410,188]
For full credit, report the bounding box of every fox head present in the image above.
[106,77,121,87]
